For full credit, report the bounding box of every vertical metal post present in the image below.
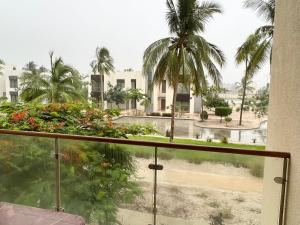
[278,158,289,225]
[153,147,158,225]
[55,138,61,212]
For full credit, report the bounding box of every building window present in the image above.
[131,79,136,89]
[9,76,18,89]
[117,79,125,89]
[162,80,166,93]
[91,75,102,92]
[10,91,18,102]
[161,98,166,111]
[177,83,189,94]
[3,92,6,97]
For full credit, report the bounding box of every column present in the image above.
[262,0,300,224]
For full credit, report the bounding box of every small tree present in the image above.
[251,85,269,117]
[140,95,151,111]
[204,95,228,111]
[105,82,127,109]
[126,88,147,115]
[215,107,232,122]
[225,116,232,127]
[200,111,209,121]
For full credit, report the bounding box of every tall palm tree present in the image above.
[241,0,275,75]
[90,47,114,107]
[236,34,259,125]
[143,0,225,142]
[0,59,5,75]
[20,52,84,103]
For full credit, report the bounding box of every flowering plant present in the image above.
[0,102,157,138]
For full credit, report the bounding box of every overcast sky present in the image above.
[0,0,270,87]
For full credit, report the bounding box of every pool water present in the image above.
[114,116,267,144]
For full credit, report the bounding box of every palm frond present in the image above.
[254,25,274,38]
[244,0,275,24]
[247,39,272,76]
[143,38,171,76]
[166,0,180,34]
[194,1,223,31]
[235,34,261,65]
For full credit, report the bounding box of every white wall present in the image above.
[0,65,23,102]
[89,70,202,114]
[104,71,146,111]
[263,0,300,224]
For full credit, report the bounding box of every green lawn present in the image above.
[124,136,266,177]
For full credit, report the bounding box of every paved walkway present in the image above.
[0,202,85,225]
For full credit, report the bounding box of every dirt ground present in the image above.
[118,158,263,225]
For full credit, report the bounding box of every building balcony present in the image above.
[0,129,290,225]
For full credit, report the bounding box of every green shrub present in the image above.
[220,136,229,144]
[105,108,120,117]
[225,117,232,127]
[149,112,161,116]
[207,138,213,143]
[165,129,171,137]
[162,113,172,117]
[215,107,232,122]
[200,111,209,121]
[204,95,228,110]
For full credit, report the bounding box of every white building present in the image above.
[89,70,202,114]
[0,65,23,102]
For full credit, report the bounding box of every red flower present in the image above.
[11,112,27,122]
[28,117,35,124]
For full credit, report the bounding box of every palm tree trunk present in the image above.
[200,93,204,121]
[100,74,104,109]
[239,60,248,126]
[201,94,204,113]
[169,84,178,142]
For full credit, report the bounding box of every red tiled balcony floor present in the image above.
[0,202,85,225]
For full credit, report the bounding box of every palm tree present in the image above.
[241,0,275,75]
[143,0,225,142]
[20,52,84,103]
[0,59,5,75]
[90,47,114,108]
[235,77,255,95]
[236,34,259,125]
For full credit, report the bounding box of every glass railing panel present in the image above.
[155,147,286,225]
[0,134,55,209]
[59,139,155,225]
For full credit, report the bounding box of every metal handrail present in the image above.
[0,128,290,225]
[0,129,290,158]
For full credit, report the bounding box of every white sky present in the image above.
[0,0,270,87]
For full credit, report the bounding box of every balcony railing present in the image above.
[0,129,290,225]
